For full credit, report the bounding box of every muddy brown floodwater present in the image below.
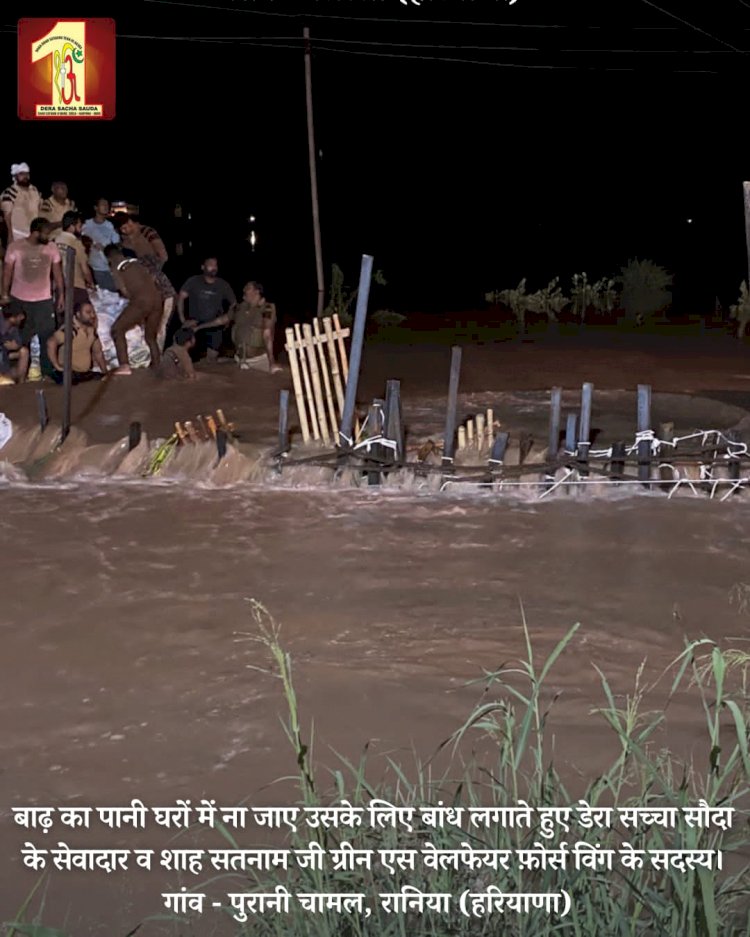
[2,486,750,934]
[2,331,750,934]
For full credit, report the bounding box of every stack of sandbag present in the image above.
[27,290,152,375]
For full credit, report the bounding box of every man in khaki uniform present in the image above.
[46,301,108,384]
[53,211,94,307]
[194,281,281,372]
[39,181,76,232]
[1,163,41,244]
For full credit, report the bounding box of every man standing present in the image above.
[1,163,42,244]
[112,211,174,349]
[40,181,76,232]
[82,199,120,291]
[47,301,108,384]
[177,257,236,361]
[53,211,94,307]
[0,217,65,378]
[104,244,163,374]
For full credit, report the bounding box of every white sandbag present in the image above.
[0,413,12,450]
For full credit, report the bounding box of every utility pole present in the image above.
[61,247,75,443]
[304,27,325,318]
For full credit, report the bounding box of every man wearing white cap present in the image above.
[1,164,41,244]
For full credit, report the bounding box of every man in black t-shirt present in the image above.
[177,257,236,361]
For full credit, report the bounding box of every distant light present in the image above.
[687,218,693,224]
[249,231,257,251]
[249,215,256,223]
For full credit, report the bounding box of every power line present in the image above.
[141,0,680,30]
[638,0,745,53]
[81,32,726,73]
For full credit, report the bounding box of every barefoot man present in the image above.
[104,244,163,374]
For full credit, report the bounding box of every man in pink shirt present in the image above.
[1,217,65,379]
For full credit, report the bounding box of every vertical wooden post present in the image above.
[548,387,562,461]
[488,432,509,478]
[475,413,485,450]
[304,27,325,318]
[611,441,626,481]
[658,421,675,484]
[441,345,462,466]
[577,382,593,476]
[216,428,227,460]
[278,389,290,453]
[36,389,48,432]
[565,413,578,454]
[60,247,75,442]
[486,408,494,446]
[285,327,311,443]
[338,254,373,448]
[366,401,384,486]
[384,379,404,463]
[637,384,652,486]
[128,421,142,452]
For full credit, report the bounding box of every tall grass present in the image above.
[5,602,750,936]
[213,603,750,936]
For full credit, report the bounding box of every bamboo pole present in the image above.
[332,313,349,381]
[285,327,311,443]
[294,322,320,440]
[302,322,330,444]
[322,314,345,415]
[476,414,485,449]
[313,317,338,432]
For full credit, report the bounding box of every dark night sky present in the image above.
[2,0,750,314]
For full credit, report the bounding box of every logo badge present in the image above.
[18,18,116,120]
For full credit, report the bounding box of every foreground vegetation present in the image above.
[6,602,750,936]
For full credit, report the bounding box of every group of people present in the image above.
[0,162,282,385]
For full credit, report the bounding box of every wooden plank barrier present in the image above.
[285,313,353,445]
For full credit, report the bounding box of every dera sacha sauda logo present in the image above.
[18,18,115,120]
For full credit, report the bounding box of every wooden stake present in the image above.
[486,408,494,446]
[458,426,466,450]
[441,345,462,466]
[216,409,232,432]
[466,419,475,445]
[183,420,200,444]
[476,414,485,449]
[312,317,338,434]
[204,415,218,439]
[174,421,187,444]
[294,322,320,440]
[285,326,311,443]
[195,416,209,441]
[302,322,330,444]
